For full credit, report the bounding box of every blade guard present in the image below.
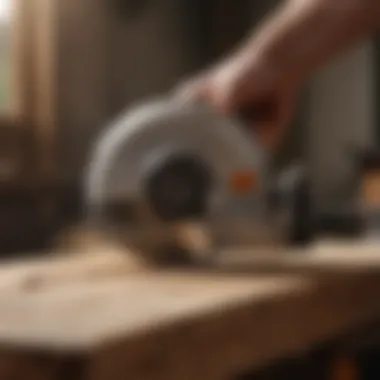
[83,95,271,265]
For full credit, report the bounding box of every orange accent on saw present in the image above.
[229,171,258,195]
[330,356,359,380]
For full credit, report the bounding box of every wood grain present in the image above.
[0,240,379,379]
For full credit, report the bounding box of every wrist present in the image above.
[258,41,308,88]
[239,39,306,91]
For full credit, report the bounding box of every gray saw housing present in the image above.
[84,96,313,265]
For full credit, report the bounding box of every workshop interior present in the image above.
[0,0,380,379]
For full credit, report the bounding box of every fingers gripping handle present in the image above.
[174,87,275,141]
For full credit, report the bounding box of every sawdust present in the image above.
[55,225,151,263]
[0,222,216,292]
[3,225,155,292]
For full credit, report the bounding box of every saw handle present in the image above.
[175,93,275,145]
[175,90,273,125]
[238,101,274,126]
[236,100,282,149]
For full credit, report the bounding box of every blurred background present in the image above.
[0,0,376,254]
[0,2,378,379]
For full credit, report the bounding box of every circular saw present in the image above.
[84,95,314,266]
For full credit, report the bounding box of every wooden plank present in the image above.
[0,241,379,379]
[218,238,380,273]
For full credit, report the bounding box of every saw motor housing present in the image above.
[85,96,314,265]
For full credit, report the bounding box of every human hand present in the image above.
[177,52,301,149]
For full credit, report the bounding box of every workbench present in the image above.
[0,239,380,379]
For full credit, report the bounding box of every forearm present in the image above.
[243,0,380,84]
